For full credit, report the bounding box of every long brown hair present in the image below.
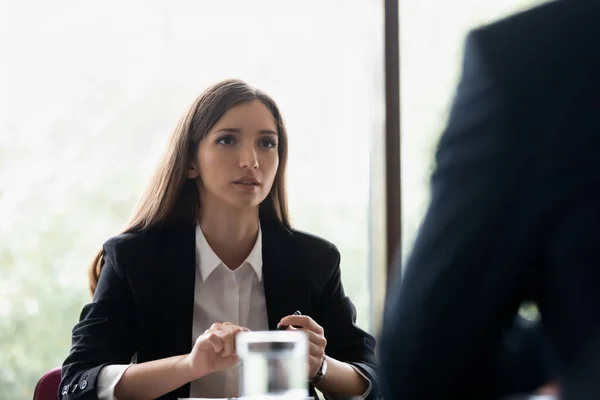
[88,79,290,296]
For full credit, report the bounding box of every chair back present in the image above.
[33,367,61,400]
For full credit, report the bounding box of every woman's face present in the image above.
[190,99,280,212]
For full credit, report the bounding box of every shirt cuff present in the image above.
[97,364,131,400]
[348,364,372,400]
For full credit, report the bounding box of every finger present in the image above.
[276,323,290,330]
[209,323,247,335]
[279,315,323,335]
[221,334,236,356]
[279,315,309,328]
[223,354,240,365]
[278,324,296,331]
[221,324,248,333]
[209,322,222,331]
[303,329,327,349]
[225,326,247,355]
[209,333,225,353]
[199,332,224,353]
[308,341,323,357]
[226,325,248,333]
[195,337,215,351]
[222,327,244,356]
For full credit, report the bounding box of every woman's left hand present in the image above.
[278,314,327,378]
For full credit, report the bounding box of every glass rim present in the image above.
[236,330,308,344]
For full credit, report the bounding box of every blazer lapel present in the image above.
[156,223,196,399]
[262,224,312,330]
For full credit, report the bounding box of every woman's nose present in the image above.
[239,146,259,169]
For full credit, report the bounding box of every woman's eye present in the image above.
[216,136,235,145]
[259,138,278,148]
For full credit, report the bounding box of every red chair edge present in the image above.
[33,367,62,400]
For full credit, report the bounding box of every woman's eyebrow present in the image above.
[214,128,241,134]
[213,128,276,135]
[259,130,277,136]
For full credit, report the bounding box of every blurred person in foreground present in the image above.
[59,79,378,400]
[380,0,600,398]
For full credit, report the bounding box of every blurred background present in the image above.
[0,0,546,398]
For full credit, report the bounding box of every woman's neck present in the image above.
[198,205,260,270]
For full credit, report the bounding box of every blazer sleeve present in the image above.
[379,31,544,400]
[318,244,380,400]
[495,316,557,396]
[59,240,137,400]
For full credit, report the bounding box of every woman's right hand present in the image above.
[185,322,250,380]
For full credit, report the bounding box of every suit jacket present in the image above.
[60,221,378,400]
[380,0,600,399]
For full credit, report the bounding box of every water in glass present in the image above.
[236,330,309,399]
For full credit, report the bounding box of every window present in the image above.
[0,1,384,398]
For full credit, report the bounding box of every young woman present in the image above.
[60,79,378,400]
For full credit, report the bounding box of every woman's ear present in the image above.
[188,163,199,179]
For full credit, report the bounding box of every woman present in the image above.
[60,79,378,400]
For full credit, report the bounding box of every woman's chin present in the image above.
[225,196,265,211]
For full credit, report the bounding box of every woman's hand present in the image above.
[278,314,327,378]
[185,322,250,380]
[535,381,560,397]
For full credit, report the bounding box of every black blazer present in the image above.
[380,0,600,399]
[60,222,378,400]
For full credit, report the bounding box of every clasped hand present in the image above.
[185,322,249,379]
[278,314,327,379]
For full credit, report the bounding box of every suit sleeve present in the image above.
[495,316,557,396]
[59,240,136,400]
[319,244,380,400]
[379,31,544,399]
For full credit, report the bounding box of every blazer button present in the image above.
[71,384,78,392]
[80,379,88,390]
[62,385,69,395]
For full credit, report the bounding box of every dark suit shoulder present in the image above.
[461,0,600,143]
[475,0,599,42]
[103,229,161,255]
[101,227,171,278]
[470,0,600,79]
[286,228,340,283]
[288,228,338,254]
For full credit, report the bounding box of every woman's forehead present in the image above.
[213,100,277,132]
